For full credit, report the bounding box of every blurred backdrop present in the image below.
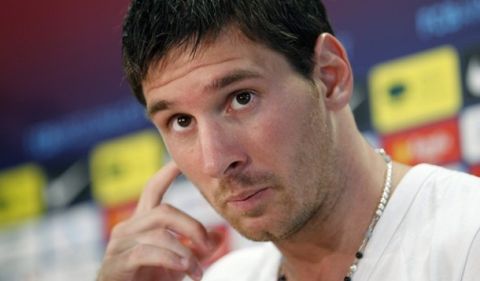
[1,0,480,280]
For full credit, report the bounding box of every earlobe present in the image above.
[312,33,353,111]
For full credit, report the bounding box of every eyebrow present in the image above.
[146,69,262,118]
[146,100,173,118]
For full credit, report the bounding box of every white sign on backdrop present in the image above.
[460,104,480,164]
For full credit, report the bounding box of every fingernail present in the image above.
[192,263,203,280]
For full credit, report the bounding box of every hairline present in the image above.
[141,22,316,100]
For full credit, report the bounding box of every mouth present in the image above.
[225,187,272,213]
[227,187,268,202]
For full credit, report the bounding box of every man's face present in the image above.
[143,29,340,241]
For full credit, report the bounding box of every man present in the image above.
[97,1,480,280]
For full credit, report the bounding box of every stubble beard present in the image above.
[205,147,327,242]
[264,90,341,242]
[216,125,337,242]
[222,167,335,242]
[261,88,340,242]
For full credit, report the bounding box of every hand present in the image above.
[97,162,221,281]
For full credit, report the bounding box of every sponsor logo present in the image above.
[0,164,45,226]
[382,119,461,165]
[90,130,165,207]
[369,46,462,133]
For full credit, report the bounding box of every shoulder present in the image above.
[397,164,480,254]
[392,164,480,222]
[403,164,480,198]
[400,164,480,217]
[355,165,480,279]
[203,242,281,281]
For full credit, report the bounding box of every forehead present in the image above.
[142,28,282,93]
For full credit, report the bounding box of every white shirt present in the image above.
[203,164,480,280]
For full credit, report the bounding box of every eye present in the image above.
[231,90,254,110]
[171,114,194,132]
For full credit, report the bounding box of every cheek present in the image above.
[167,142,214,198]
[255,103,307,153]
[164,139,200,177]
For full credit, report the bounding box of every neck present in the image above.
[275,137,408,281]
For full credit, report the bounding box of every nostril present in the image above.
[226,160,242,173]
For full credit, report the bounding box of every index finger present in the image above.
[135,161,181,214]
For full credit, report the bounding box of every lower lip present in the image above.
[228,188,272,213]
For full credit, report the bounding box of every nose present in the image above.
[198,119,247,178]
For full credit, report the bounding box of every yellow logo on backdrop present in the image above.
[369,46,462,133]
[0,164,45,226]
[90,130,165,207]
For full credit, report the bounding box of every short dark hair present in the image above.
[122,0,334,105]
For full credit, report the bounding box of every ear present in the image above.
[312,33,353,111]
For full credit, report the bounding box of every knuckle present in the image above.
[158,202,174,212]
[190,221,204,234]
[110,220,128,237]
[149,228,171,242]
[128,244,149,265]
[187,222,207,241]
[104,239,120,256]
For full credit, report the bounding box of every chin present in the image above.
[237,228,276,242]
[226,216,271,241]
[237,227,296,242]
[230,217,290,242]
[232,206,316,242]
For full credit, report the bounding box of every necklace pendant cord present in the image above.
[278,149,393,281]
[345,148,392,280]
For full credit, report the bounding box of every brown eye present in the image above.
[231,91,254,110]
[235,91,251,105]
[176,115,191,127]
[171,114,194,132]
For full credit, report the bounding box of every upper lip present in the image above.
[226,187,269,202]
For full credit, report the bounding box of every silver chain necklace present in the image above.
[278,148,393,281]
